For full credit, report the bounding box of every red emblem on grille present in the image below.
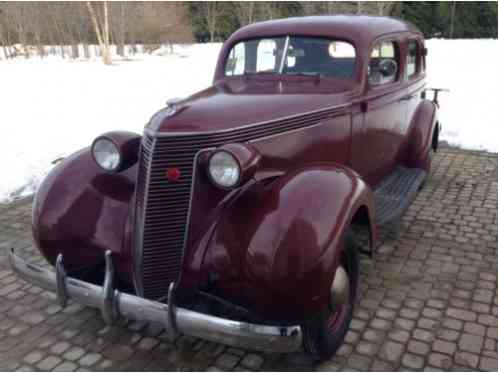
[166,167,181,182]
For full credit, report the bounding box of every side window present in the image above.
[368,41,399,86]
[225,43,245,76]
[225,37,285,76]
[256,39,278,72]
[407,39,420,77]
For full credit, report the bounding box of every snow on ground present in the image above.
[0,39,497,203]
[0,44,221,203]
[425,39,498,152]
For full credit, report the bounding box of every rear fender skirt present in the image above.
[32,147,137,284]
[195,163,375,322]
[405,100,438,170]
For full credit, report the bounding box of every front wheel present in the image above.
[303,232,359,361]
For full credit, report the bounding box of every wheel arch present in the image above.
[349,203,376,259]
[405,99,438,170]
[189,162,375,322]
[31,146,137,284]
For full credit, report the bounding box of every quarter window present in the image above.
[407,40,420,77]
[368,41,399,85]
[225,43,246,76]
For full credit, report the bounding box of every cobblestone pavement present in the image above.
[2,148,498,371]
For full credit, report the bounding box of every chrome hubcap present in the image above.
[329,265,350,311]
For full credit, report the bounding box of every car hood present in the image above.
[147,77,357,134]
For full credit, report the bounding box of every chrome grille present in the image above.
[135,134,195,300]
[134,105,345,300]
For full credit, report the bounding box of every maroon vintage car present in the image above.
[10,15,442,359]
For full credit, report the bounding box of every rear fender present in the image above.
[197,163,375,322]
[32,146,137,284]
[405,100,438,170]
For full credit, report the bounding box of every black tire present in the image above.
[426,146,434,173]
[303,231,359,361]
[420,146,434,190]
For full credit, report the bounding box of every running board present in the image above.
[374,167,426,227]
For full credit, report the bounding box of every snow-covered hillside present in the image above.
[1,40,497,203]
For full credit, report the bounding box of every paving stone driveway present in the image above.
[2,147,498,371]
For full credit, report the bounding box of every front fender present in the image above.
[406,100,438,170]
[32,147,137,284]
[198,164,375,322]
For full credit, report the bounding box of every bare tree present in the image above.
[322,2,339,14]
[301,2,367,15]
[449,1,456,38]
[0,6,11,59]
[234,2,256,26]
[113,2,126,56]
[199,2,220,42]
[141,2,193,52]
[86,1,111,64]
[3,3,29,57]
[357,1,363,14]
[375,2,395,16]
[301,2,320,16]
[259,2,280,19]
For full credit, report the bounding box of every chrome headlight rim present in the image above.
[207,150,242,190]
[91,136,122,172]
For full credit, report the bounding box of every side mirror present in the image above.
[379,59,397,78]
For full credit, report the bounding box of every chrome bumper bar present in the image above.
[8,249,302,353]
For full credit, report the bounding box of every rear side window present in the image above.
[407,40,420,77]
[368,41,399,86]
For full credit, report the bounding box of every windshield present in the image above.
[225,36,356,79]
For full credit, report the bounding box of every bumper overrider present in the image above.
[8,249,302,353]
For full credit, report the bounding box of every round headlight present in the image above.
[208,151,241,188]
[92,137,121,171]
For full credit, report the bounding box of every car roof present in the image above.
[229,15,423,46]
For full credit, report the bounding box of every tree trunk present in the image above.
[2,45,9,59]
[357,2,363,14]
[326,2,337,14]
[103,1,111,64]
[86,1,111,64]
[117,2,125,57]
[449,2,457,38]
[83,43,90,59]
[17,23,29,58]
[34,32,45,58]
[0,30,9,59]
[71,44,79,58]
[205,3,218,43]
[51,15,65,58]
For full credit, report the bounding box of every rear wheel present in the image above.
[419,145,434,190]
[425,146,434,173]
[303,231,359,361]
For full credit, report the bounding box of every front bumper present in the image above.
[8,249,302,353]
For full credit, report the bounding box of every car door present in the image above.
[403,37,426,130]
[351,38,406,187]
